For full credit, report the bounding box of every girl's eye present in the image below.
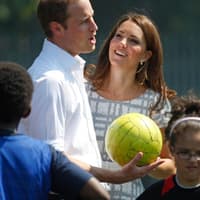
[179,151,188,155]
[197,151,200,157]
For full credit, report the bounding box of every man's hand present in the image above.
[115,152,164,183]
[90,152,164,184]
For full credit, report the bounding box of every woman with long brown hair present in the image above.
[85,12,176,199]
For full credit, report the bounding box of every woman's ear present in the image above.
[143,50,152,62]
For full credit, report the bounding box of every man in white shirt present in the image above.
[18,0,163,186]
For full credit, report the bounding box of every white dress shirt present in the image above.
[18,39,102,167]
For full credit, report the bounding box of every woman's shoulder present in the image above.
[141,88,161,99]
[84,79,93,91]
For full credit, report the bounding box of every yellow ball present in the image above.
[105,113,163,166]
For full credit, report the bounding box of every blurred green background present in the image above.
[0,0,200,95]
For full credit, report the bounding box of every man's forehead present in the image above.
[67,0,93,20]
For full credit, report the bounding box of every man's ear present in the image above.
[22,106,31,118]
[49,21,65,37]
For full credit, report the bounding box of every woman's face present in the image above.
[171,130,200,186]
[109,20,151,72]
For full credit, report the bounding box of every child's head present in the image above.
[0,62,33,127]
[165,93,200,185]
[166,93,200,145]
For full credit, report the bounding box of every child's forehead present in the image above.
[176,130,200,147]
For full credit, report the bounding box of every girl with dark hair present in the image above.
[137,93,200,199]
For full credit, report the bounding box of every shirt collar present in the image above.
[42,39,86,72]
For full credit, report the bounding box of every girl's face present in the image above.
[171,130,200,186]
[108,20,152,72]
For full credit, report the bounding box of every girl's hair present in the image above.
[165,92,200,146]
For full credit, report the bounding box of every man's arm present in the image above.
[68,152,164,184]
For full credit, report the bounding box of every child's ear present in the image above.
[169,146,175,156]
[22,106,31,118]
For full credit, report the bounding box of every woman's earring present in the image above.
[136,61,145,74]
[139,61,145,66]
[136,61,148,85]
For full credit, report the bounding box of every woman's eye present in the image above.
[114,33,122,38]
[129,38,139,44]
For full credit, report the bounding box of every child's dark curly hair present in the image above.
[0,62,33,124]
[165,91,200,141]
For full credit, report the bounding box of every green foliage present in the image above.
[0,0,38,23]
[0,1,10,21]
